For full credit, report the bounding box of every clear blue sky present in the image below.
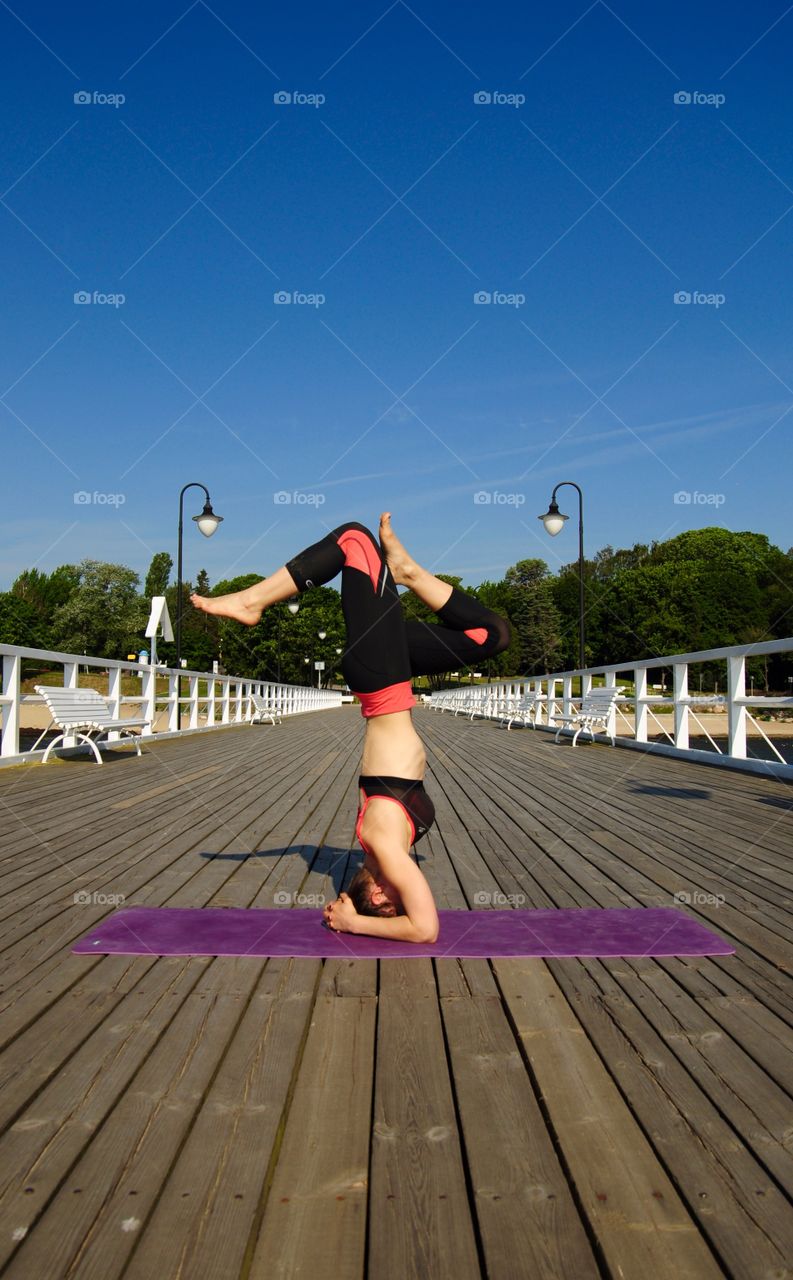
[1,0,791,591]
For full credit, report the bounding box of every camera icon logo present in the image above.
[273,491,291,504]
[673,490,692,505]
[273,890,291,904]
[673,290,691,305]
[473,291,491,305]
[674,91,692,105]
[473,91,491,105]
[73,490,92,504]
[74,290,91,304]
[273,91,292,105]
[74,90,91,105]
[273,290,291,304]
[473,890,491,905]
[473,491,491,504]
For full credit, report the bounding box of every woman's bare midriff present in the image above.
[360,709,426,779]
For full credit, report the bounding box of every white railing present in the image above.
[0,643,343,766]
[429,637,793,777]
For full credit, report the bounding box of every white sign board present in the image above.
[314,661,325,670]
[144,596,174,670]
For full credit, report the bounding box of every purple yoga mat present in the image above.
[72,906,735,959]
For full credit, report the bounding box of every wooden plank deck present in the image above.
[0,706,791,1280]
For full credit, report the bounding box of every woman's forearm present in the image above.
[351,913,435,944]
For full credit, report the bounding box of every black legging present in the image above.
[285,521,511,693]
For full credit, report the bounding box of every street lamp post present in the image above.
[317,630,327,688]
[538,481,585,671]
[276,597,300,683]
[176,482,223,730]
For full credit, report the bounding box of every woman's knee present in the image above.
[487,613,512,656]
[331,520,377,545]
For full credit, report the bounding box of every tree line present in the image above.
[1,527,791,690]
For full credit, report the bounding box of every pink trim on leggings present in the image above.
[353,681,416,718]
[337,528,382,593]
[464,626,489,645]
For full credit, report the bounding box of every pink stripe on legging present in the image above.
[337,528,381,593]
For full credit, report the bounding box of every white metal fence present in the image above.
[429,637,793,777]
[0,643,343,766]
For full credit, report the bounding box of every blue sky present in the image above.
[1,0,792,592]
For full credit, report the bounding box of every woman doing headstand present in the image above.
[191,513,510,944]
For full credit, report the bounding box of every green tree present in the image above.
[504,559,562,674]
[144,551,173,599]
[0,593,50,648]
[10,565,80,645]
[50,560,148,658]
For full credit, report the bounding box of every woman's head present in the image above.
[347,865,404,917]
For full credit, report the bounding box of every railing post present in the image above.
[634,667,648,743]
[207,678,216,727]
[674,663,689,750]
[141,663,157,736]
[168,673,180,733]
[189,675,199,730]
[604,670,617,738]
[1,652,21,758]
[221,679,230,724]
[562,675,572,723]
[63,660,78,748]
[727,655,747,758]
[107,664,122,742]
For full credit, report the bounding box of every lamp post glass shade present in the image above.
[193,502,223,538]
[538,499,568,537]
[287,598,300,616]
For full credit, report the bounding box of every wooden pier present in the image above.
[0,707,791,1279]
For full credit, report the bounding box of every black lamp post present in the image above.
[276,597,300,682]
[538,481,585,670]
[176,482,223,729]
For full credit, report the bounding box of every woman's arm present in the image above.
[326,893,437,943]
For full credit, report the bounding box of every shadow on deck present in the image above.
[0,706,791,1279]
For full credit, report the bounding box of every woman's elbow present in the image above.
[413,922,439,944]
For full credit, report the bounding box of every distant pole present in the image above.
[176,483,223,729]
[539,481,585,670]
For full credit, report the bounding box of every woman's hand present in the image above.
[323,892,359,934]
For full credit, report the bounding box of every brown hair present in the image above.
[347,866,403,918]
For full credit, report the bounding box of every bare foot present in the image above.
[379,512,419,586]
[190,589,262,626]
